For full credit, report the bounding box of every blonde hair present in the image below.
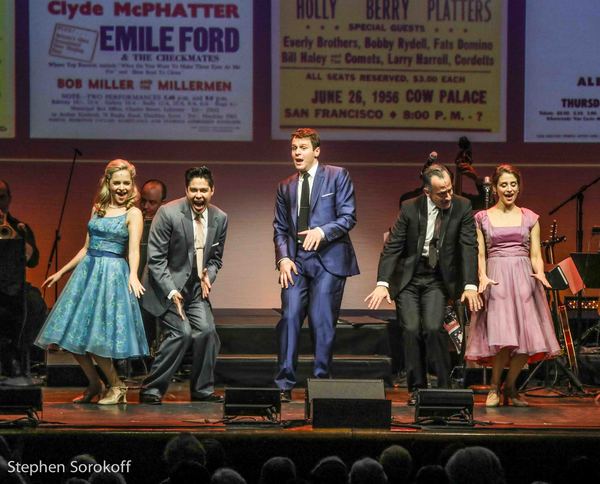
[94,159,139,217]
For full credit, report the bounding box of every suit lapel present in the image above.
[180,201,195,266]
[310,164,325,212]
[416,196,428,256]
[438,202,454,248]
[180,201,194,246]
[204,207,217,264]
[289,174,299,234]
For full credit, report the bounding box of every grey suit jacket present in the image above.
[141,197,228,317]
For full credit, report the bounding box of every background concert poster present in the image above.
[0,0,15,139]
[525,0,600,143]
[271,0,506,141]
[29,1,252,140]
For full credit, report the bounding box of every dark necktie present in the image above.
[194,213,205,278]
[428,208,443,268]
[297,172,310,241]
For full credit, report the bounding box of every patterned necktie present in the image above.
[428,208,443,268]
[194,212,205,278]
[298,172,310,241]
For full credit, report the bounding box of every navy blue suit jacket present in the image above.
[273,164,359,278]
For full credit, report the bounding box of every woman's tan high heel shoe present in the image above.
[97,385,128,405]
[73,383,106,404]
[485,385,501,407]
[503,385,528,407]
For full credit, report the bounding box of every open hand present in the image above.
[298,228,323,251]
[128,275,145,299]
[365,286,392,310]
[461,289,482,312]
[201,268,212,298]
[279,258,298,289]
[42,272,63,288]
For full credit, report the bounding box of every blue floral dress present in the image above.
[35,213,149,359]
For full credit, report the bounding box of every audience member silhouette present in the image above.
[378,445,412,484]
[201,438,227,475]
[310,456,348,484]
[555,455,600,484]
[166,460,210,484]
[88,470,127,484]
[415,464,448,484]
[259,456,296,484]
[349,457,388,484]
[162,432,207,477]
[445,446,505,484]
[65,453,97,482]
[210,467,247,484]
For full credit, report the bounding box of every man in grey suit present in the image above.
[139,166,228,404]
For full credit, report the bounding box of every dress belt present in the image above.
[88,248,124,258]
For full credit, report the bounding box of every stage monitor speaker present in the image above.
[0,385,42,414]
[415,389,473,425]
[223,387,281,421]
[305,378,390,429]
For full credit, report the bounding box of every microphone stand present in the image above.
[549,175,600,339]
[43,148,81,302]
[549,175,600,251]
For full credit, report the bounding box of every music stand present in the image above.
[570,253,600,289]
[572,253,600,345]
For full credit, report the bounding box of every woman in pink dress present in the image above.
[466,164,560,407]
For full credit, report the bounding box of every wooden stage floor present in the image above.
[2,381,600,484]
[3,380,598,432]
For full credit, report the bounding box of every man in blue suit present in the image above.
[273,128,359,401]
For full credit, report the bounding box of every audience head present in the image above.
[68,454,98,481]
[140,179,167,220]
[259,456,296,484]
[88,471,126,484]
[95,159,139,217]
[201,438,227,474]
[445,446,505,484]
[438,442,466,468]
[379,445,412,484]
[163,432,206,473]
[349,457,388,484]
[211,467,246,484]
[168,460,210,484]
[64,478,90,484]
[556,455,600,484]
[310,456,347,484]
[415,465,448,484]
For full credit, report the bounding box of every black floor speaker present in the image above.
[224,387,281,421]
[415,389,474,424]
[0,385,42,413]
[305,378,391,429]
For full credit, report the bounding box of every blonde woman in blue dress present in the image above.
[36,159,149,404]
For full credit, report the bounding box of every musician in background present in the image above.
[139,179,168,279]
[399,145,487,210]
[465,164,561,407]
[139,179,168,357]
[0,179,47,378]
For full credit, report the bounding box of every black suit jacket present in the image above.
[377,194,478,300]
